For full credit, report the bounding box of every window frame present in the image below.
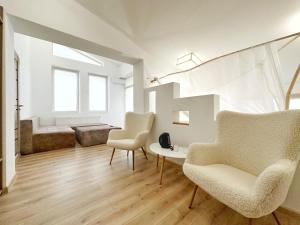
[52,66,80,113]
[88,73,108,112]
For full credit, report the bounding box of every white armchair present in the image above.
[107,112,155,170]
[183,110,300,221]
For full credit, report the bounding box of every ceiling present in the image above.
[76,0,300,74]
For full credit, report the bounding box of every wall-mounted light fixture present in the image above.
[176,52,201,70]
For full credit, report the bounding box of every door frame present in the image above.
[0,6,3,193]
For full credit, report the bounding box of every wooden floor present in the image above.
[0,145,299,225]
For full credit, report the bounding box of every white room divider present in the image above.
[144,82,219,164]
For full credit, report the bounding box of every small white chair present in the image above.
[107,112,155,170]
[183,110,300,223]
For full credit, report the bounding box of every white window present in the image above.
[53,68,79,112]
[53,43,104,67]
[289,95,300,109]
[125,86,133,112]
[89,74,107,111]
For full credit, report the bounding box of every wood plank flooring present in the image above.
[0,145,299,225]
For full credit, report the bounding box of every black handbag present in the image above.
[159,132,174,150]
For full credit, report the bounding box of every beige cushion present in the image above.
[107,139,137,150]
[184,163,257,215]
[35,126,74,134]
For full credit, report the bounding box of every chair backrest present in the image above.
[124,112,155,138]
[216,110,300,175]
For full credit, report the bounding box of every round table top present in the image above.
[149,143,188,159]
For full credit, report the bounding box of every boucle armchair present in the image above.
[107,112,155,170]
[183,110,300,221]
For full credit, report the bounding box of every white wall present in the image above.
[133,61,144,112]
[13,34,130,127]
[14,33,31,119]
[2,13,16,187]
[120,63,133,77]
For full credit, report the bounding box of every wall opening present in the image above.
[173,111,189,125]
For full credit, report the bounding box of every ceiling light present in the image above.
[176,52,202,70]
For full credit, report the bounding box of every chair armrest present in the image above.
[134,130,149,146]
[185,143,222,166]
[108,129,128,140]
[253,159,296,201]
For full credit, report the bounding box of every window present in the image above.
[53,43,104,67]
[53,68,78,112]
[289,95,300,109]
[89,74,107,111]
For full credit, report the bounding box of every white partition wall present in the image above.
[144,83,219,159]
[133,60,145,112]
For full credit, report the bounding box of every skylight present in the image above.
[53,43,104,67]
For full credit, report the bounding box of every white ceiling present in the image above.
[76,0,300,73]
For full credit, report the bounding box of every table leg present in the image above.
[156,154,159,168]
[159,156,165,185]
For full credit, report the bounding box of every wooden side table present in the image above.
[149,143,187,185]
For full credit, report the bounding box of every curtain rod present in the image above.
[151,31,300,83]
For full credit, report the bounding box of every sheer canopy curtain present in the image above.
[152,44,285,113]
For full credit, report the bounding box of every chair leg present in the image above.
[132,150,135,170]
[127,150,129,157]
[272,212,281,225]
[110,148,116,165]
[159,156,166,185]
[141,147,148,160]
[189,184,198,209]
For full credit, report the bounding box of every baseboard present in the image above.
[278,206,300,220]
[1,173,17,195]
